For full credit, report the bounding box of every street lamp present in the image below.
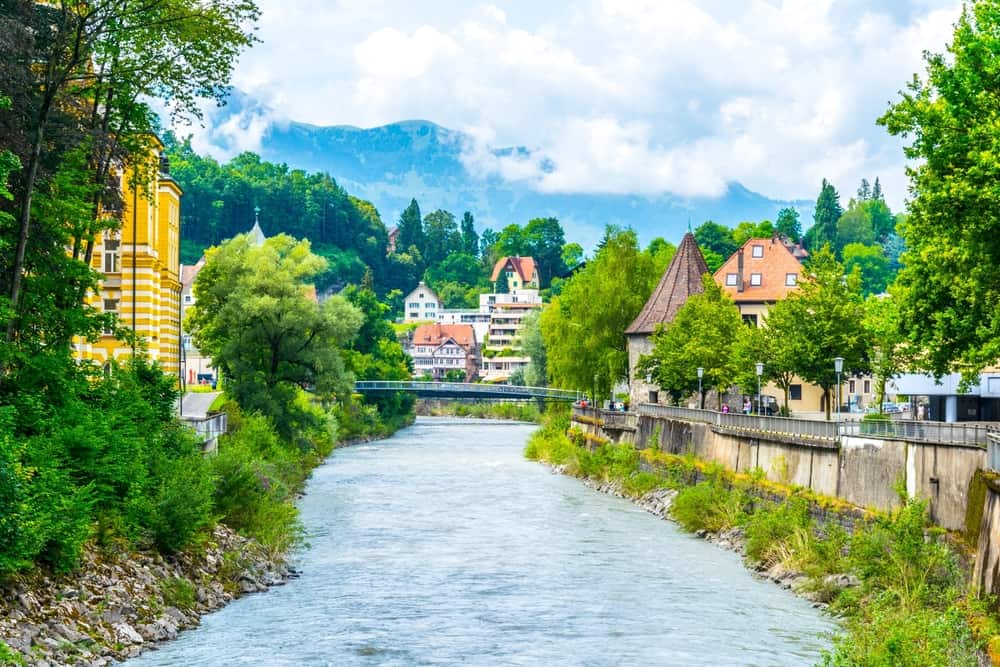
[696,367,704,409]
[834,357,844,421]
[755,362,764,415]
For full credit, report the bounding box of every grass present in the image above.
[429,401,544,423]
[524,410,997,665]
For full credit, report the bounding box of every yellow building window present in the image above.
[103,237,120,273]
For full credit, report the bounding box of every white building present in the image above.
[403,281,441,322]
[437,309,491,343]
[409,323,479,381]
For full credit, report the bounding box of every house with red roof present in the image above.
[409,322,480,381]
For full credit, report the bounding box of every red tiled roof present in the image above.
[180,258,205,289]
[412,323,476,348]
[490,256,538,284]
[713,235,803,303]
[625,232,710,335]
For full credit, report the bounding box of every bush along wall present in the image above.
[525,412,999,666]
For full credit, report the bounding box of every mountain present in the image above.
[203,92,810,247]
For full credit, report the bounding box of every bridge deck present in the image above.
[354,380,580,401]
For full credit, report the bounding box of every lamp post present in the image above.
[755,362,764,415]
[834,357,844,422]
[697,367,704,409]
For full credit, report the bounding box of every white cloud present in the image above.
[179,0,965,209]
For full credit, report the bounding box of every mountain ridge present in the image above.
[200,92,811,247]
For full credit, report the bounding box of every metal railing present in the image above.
[840,420,989,446]
[181,411,228,443]
[354,380,581,401]
[632,403,990,446]
[988,428,1000,471]
[636,403,717,424]
[717,411,839,441]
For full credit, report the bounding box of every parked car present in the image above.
[750,394,779,416]
[882,402,902,414]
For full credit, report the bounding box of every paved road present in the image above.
[180,391,220,418]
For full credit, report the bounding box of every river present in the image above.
[131,417,834,666]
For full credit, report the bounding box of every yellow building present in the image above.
[75,136,182,377]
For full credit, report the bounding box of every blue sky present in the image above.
[187,0,964,209]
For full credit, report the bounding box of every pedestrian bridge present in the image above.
[354,380,581,401]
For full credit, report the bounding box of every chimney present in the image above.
[737,248,745,293]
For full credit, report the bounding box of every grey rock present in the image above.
[113,622,144,645]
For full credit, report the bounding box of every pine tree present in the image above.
[806,179,843,250]
[460,211,478,257]
[396,199,424,255]
[872,177,883,202]
[857,178,872,200]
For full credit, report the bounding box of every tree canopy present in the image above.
[879,0,1000,379]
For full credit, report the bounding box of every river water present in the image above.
[131,417,834,666]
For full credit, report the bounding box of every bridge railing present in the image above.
[354,380,581,401]
[634,403,988,446]
[180,411,228,454]
[989,428,1000,472]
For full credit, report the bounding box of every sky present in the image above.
[184,0,965,210]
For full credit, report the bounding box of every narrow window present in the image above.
[789,384,802,400]
[849,379,856,394]
[864,379,871,394]
[103,237,120,273]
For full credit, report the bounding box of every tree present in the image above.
[645,238,676,275]
[523,217,566,286]
[424,253,483,287]
[422,209,461,266]
[541,227,658,400]
[863,295,915,414]
[731,323,799,415]
[804,179,843,251]
[878,2,1000,379]
[842,243,892,296]
[694,220,738,262]
[186,233,362,440]
[561,242,584,271]
[762,247,868,419]
[396,199,424,257]
[857,178,872,201]
[520,310,547,387]
[1,0,259,342]
[836,201,877,252]
[460,211,478,257]
[732,219,774,246]
[341,284,414,423]
[776,208,802,242]
[638,277,743,406]
[872,177,884,202]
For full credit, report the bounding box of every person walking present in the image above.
[743,397,752,415]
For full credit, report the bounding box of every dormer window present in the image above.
[751,245,764,258]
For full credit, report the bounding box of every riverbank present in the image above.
[0,402,413,667]
[0,525,289,666]
[526,411,998,665]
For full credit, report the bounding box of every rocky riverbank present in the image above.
[565,470,859,607]
[0,525,292,666]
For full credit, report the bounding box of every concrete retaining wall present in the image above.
[573,410,986,531]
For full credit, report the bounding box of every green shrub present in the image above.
[670,481,743,532]
[0,640,25,666]
[743,497,811,564]
[143,448,215,553]
[160,576,197,611]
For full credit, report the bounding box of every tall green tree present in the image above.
[762,247,868,419]
[878,1,1000,379]
[540,227,657,401]
[187,233,362,440]
[804,179,843,251]
[520,310,547,387]
[460,211,478,257]
[863,295,915,414]
[523,217,566,286]
[396,199,424,257]
[422,209,461,266]
[638,276,742,406]
[776,207,802,242]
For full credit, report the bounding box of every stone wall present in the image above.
[573,410,986,531]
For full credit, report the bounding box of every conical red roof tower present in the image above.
[626,232,710,334]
